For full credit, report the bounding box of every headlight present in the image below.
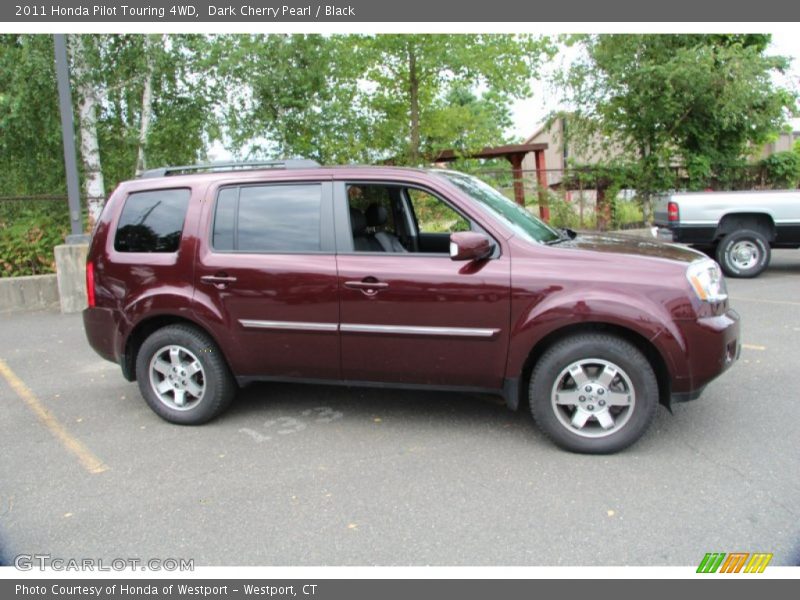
[686,259,728,303]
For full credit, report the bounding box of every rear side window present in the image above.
[212,184,322,253]
[114,189,191,253]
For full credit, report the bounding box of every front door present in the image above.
[335,181,510,389]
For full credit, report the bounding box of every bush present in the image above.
[544,192,582,229]
[0,201,69,277]
[760,151,800,189]
[612,198,644,228]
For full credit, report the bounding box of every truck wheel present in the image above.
[716,230,770,278]
[135,325,236,425]
[529,335,658,454]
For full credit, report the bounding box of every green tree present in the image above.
[358,34,549,164]
[0,34,220,202]
[217,34,369,163]
[0,35,65,195]
[557,34,796,213]
[91,34,220,188]
[223,34,552,165]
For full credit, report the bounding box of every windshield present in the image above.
[435,170,561,244]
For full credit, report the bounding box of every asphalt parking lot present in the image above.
[1,250,799,567]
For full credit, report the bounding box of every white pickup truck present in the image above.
[653,190,800,278]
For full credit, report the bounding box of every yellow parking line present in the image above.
[742,344,766,351]
[0,359,109,475]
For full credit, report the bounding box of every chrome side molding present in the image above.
[239,320,499,339]
[341,323,499,338]
[238,320,338,332]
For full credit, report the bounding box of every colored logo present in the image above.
[697,552,773,573]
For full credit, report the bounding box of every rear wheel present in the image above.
[529,334,658,454]
[135,325,236,424]
[716,229,770,278]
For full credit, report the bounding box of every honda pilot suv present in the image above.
[83,160,740,453]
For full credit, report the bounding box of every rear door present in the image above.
[334,180,511,390]
[194,179,340,380]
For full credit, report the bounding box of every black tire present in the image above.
[135,324,236,425]
[529,334,658,454]
[715,230,770,278]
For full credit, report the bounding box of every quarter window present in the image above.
[114,188,190,253]
[213,184,322,253]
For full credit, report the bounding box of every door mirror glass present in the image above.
[449,232,494,261]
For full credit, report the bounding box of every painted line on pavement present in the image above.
[0,358,109,474]
[741,344,766,351]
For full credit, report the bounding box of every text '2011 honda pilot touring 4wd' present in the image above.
[83,160,740,453]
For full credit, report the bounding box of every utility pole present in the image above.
[53,34,86,242]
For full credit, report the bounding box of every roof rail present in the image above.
[137,159,321,179]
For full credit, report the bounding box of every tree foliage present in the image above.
[0,34,220,201]
[221,34,552,165]
[557,34,797,196]
[90,34,220,186]
[760,151,800,188]
[0,35,64,195]
[215,34,367,163]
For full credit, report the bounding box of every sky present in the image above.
[509,32,800,140]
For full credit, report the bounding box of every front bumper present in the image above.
[672,308,741,400]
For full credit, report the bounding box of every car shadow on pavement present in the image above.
[221,380,676,454]
[223,380,540,435]
[229,381,508,420]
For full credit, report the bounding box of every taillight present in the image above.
[86,261,96,308]
[667,201,679,222]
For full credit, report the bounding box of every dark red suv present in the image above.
[83,160,740,453]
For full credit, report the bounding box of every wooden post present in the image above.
[535,150,550,222]
[506,153,526,206]
[596,186,612,231]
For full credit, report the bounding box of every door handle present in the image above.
[344,279,389,296]
[201,274,237,289]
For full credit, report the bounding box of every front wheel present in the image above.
[135,325,236,425]
[529,335,658,454]
[716,230,770,278]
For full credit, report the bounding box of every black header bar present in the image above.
[3,0,800,23]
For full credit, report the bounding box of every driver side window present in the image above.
[347,184,408,253]
[408,189,470,234]
[343,183,473,254]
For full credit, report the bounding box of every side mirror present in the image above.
[449,232,494,261]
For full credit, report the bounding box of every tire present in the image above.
[529,335,658,454]
[135,324,236,425]
[715,230,770,278]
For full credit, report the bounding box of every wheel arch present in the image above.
[512,322,671,412]
[122,314,228,382]
[714,212,776,243]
